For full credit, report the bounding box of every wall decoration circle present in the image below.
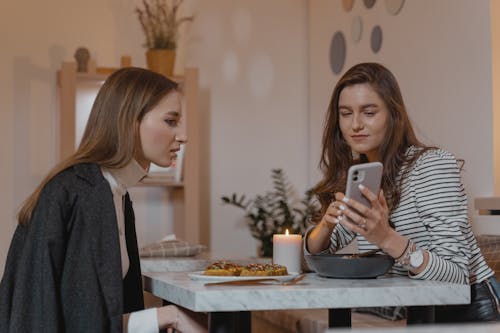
[342,0,355,12]
[363,0,376,9]
[351,16,363,43]
[248,53,274,98]
[385,0,405,15]
[370,25,383,53]
[329,31,346,74]
[222,50,240,83]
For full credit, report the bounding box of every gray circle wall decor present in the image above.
[370,25,383,53]
[330,31,346,74]
[342,0,355,12]
[363,0,376,9]
[351,16,363,43]
[385,0,405,15]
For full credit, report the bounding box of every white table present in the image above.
[142,272,470,332]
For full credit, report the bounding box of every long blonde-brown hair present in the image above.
[18,67,178,225]
[313,63,432,219]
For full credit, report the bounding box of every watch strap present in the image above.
[397,239,425,270]
[396,239,414,268]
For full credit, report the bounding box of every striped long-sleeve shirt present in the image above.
[316,147,494,285]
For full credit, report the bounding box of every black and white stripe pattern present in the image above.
[329,146,494,285]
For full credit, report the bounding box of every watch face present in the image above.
[410,250,424,268]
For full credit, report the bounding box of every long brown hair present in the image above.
[313,62,432,218]
[18,67,178,225]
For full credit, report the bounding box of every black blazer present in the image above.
[0,163,143,332]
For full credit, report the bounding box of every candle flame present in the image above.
[285,229,289,235]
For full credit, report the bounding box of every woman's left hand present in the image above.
[334,185,392,247]
[334,186,427,272]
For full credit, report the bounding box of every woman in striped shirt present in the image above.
[306,62,500,322]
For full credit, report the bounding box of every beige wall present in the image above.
[492,0,500,194]
[184,0,309,257]
[0,0,497,275]
[0,0,310,273]
[308,0,494,205]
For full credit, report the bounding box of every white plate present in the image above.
[188,271,300,282]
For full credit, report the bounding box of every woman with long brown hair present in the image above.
[0,67,206,332]
[306,62,500,322]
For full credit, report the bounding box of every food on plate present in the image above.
[203,261,289,276]
[204,261,243,276]
[240,263,288,276]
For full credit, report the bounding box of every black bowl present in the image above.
[305,253,394,279]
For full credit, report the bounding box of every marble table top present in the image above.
[325,322,500,333]
[142,272,470,312]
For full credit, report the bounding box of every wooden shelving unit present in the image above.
[56,60,201,245]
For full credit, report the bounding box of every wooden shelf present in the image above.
[56,61,201,245]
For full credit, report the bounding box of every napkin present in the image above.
[139,235,207,258]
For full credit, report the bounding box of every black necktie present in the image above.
[122,192,145,313]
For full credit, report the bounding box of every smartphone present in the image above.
[345,162,383,208]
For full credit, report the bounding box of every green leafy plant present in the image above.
[135,0,194,50]
[221,169,320,257]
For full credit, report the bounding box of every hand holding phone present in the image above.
[345,162,383,208]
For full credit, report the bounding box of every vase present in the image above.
[146,49,175,77]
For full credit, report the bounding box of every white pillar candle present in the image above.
[273,229,302,273]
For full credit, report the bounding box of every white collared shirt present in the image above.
[101,160,158,333]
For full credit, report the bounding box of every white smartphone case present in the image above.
[345,162,383,208]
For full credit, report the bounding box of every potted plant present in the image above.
[221,169,320,257]
[135,0,194,77]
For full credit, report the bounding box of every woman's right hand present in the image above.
[322,199,345,226]
[306,199,344,254]
[157,305,207,332]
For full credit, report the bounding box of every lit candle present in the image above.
[273,229,302,273]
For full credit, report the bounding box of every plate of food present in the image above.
[188,261,299,282]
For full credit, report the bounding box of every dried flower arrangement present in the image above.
[135,0,194,50]
[221,169,320,257]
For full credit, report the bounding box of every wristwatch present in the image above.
[397,240,424,270]
[408,247,424,269]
